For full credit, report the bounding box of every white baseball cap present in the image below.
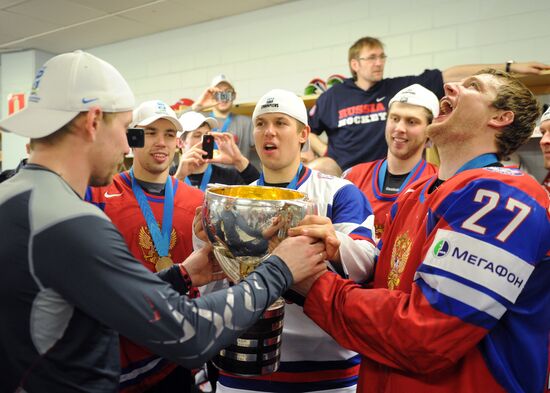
[388,84,440,118]
[0,50,135,138]
[252,89,308,125]
[253,89,310,151]
[541,106,550,123]
[131,100,182,132]
[178,111,218,137]
[211,74,234,90]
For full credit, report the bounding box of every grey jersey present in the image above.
[0,165,292,392]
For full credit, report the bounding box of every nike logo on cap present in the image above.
[376,96,386,102]
[82,97,99,104]
[104,192,122,198]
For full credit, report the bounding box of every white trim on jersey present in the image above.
[417,272,508,319]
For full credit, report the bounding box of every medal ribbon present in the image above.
[130,168,174,257]
[211,112,233,133]
[378,158,423,193]
[210,112,233,150]
[183,164,212,191]
[257,163,303,190]
[455,153,499,175]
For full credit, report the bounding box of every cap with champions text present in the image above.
[0,50,135,138]
[252,89,308,125]
[253,89,310,151]
[388,84,440,118]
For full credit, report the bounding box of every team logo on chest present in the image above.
[138,224,178,270]
[387,231,412,290]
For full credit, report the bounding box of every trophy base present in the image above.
[213,298,285,376]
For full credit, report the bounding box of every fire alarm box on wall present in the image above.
[8,93,25,115]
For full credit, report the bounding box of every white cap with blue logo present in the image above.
[131,100,182,132]
[0,50,135,138]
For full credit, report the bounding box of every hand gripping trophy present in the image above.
[202,185,316,376]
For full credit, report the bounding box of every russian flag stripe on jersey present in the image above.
[416,263,512,308]
[418,272,507,320]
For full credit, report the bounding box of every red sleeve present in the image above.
[303,272,486,374]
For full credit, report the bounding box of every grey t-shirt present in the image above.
[0,165,292,392]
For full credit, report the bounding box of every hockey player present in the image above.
[212,89,378,392]
[539,106,550,193]
[343,84,438,241]
[0,51,328,392]
[295,69,550,392]
[86,100,204,391]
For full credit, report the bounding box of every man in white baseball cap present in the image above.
[208,88,378,393]
[0,51,329,392]
[191,74,258,168]
[86,98,203,392]
[174,111,259,190]
[344,83,440,240]
[538,106,550,192]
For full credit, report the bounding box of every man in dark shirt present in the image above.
[0,50,327,393]
[309,36,550,170]
[343,84,439,241]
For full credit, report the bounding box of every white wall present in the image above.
[88,0,550,105]
[0,50,54,170]
[2,0,550,172]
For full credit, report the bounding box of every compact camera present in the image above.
[127,128,144,148]
[214,91,234,103]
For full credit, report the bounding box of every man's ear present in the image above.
[299,125,310,145]
[488,110,514,128]
[350,59,360,75]
[83,107,103,141]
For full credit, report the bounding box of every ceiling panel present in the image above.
[63,0,155,14]
[121,1,209,29]
[0,9,59,42]
[25,16,160,53]
[5,0,105,25]
[0,0,296,54]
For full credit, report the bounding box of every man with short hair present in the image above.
[343,84,439,241]
[175,111,259,189]
[192,74,259,168]
[86,100,204,392]
[212,89,378,393]
[295,69,550,392]
[538,106,550,193]
[0,50,328,392]
[309,35,550,170]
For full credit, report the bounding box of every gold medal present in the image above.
[155,256,174,272]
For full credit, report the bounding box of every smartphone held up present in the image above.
[202,134,214,159]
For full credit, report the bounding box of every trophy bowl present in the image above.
[202,185,316,376]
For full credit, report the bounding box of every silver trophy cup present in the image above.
[202,185,316,376]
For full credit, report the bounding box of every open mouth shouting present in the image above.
[435,97,454,122]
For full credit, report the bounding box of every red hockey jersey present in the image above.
[305,166,550,392]
[344,158,436,240]
[87,171,204,392]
